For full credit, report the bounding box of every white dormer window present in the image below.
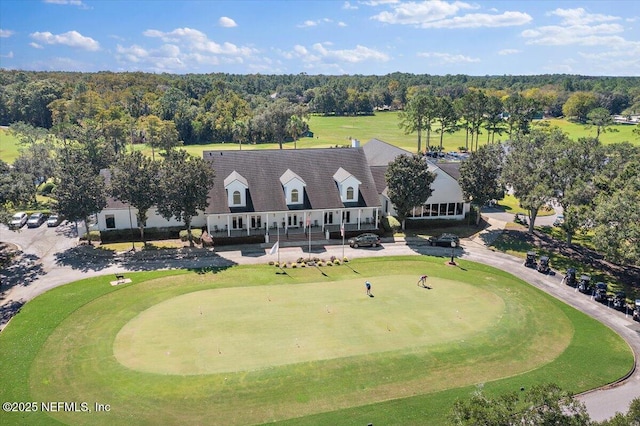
[346,186,354,200]
[224,171,248,208]
[333,168,361,203]
[280,169,306,205]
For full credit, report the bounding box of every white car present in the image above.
[553,214,565,226]
[9,212,28,229]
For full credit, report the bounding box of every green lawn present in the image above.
[3,115,636,165]
[0,127,22,163]
[0,257,632,425]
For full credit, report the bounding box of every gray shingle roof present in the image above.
[203,148,380,214]
[362,138,412,166]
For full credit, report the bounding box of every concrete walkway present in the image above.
[1,216,638,421]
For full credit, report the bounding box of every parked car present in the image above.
[594,282,608,302]
[47,214,63,227]
[633,300,640,322]
[9,212,28,229]
[524,251,537,268]
[537,256,550,274]
[577,275,592,294]
[553,214,565,227]
[514,213,528,226]
[428,233,459,247]
[27,212,46,228]
[348,233,381,248]
[564,268,577,287]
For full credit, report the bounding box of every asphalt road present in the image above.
[0,213,638,421]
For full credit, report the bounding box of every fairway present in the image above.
[114,276,504,375]
[0,257,633,426]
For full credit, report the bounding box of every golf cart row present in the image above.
[524,251,550,274]
[564,269,637,317]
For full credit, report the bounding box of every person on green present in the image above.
[365,281,372,296]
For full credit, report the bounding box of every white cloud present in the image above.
[424,11,532,28]
[30,30,100,51]
[30,42,44,49]
[143,27,256,56]
[521,8,633,48]
[498,48,521,55]
[371,1,530,28]
[298,20,319,28]
[372,0,475,25]
[550,8,619,25]
[343,1,358,10]
[312,42,390,63]
[44,0,86,6]
[219,17,237,28]
[338,21,348,27]
[116,43,186,71]
[417,51,480,63]
[361,0,400,5]
[1,51,14,58]
[0,29,14,38]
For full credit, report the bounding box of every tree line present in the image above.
[458,126,640,267]
[1,70,638,148]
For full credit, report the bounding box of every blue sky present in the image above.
[0,0,638,76]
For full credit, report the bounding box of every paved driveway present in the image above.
[1,216,638,421]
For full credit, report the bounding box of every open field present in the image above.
[0,257,632,425]
[1,115,637,164]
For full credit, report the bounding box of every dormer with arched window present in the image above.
[280,169,306,205]
[333,167,361,204]
[224,171,248,208]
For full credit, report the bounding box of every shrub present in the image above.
[297,257,305,264]
[330,255,337,262]
[39,182,56,195]
[300,262,306,267]
[317,261,324,267]
[343,257,349,262]
[268,261,274,266]
[274,262,279,268]
[333,259,341,265]
[179,229,203,244]
[326,262,332,267]
[381,215,401,232]
[291,263,297,268]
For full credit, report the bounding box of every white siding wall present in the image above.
[98,207,205,231]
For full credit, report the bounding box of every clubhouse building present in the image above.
[97,139,469,241]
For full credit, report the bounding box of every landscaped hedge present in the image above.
[99,226,184,243]
[179,229,203,244]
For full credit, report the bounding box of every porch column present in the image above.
[284,212,288,235]
[266,213,269,235]
[357,209,361,230]
[375,208,379,228]
[227,215,230,237]
[246,214,250,236]
[321,210,325,231]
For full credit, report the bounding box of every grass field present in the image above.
[1,115,638,164]
[0,257,632,425]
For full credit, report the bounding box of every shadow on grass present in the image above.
[187,265,234,275]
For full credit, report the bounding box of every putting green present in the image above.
[10,257,630,426]
[114,276,504,375]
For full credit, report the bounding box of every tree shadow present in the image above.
[54,246,114,272]
[0,251,45,290]
[0,299,24,329]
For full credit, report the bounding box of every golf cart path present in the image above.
[1,217,638,421]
